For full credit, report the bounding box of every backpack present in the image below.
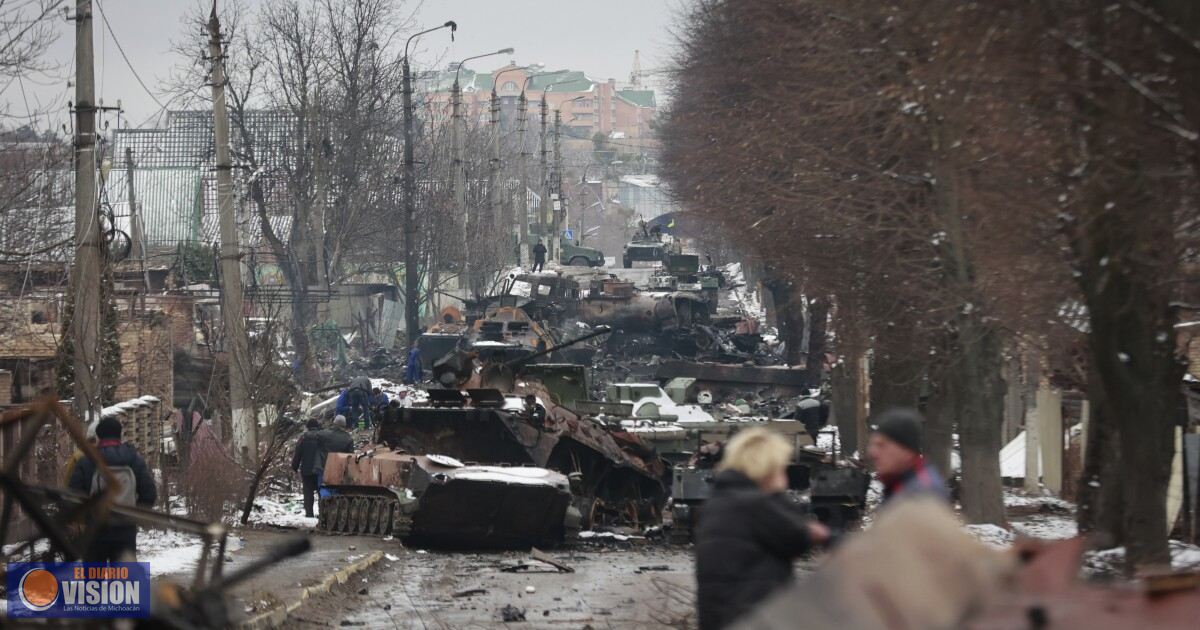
[91,465,138,507]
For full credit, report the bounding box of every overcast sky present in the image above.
[7,0,682,133]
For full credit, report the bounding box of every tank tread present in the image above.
[317,495,413,538]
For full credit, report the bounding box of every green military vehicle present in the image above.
[560,238,605,267]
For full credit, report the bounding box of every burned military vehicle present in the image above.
[419,328,670,529]
[319,453,573,548]
[667,445,870,543]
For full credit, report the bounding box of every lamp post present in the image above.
[488,64,528,266]
[451,49,512,293]
[550,95,585,257]
[401,20,455,342]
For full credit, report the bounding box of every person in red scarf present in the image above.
[867,408,949,505]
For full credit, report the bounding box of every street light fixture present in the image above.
[401,20,455,338]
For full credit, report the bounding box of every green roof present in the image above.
[617,89,656,108]
[529,70,594,93]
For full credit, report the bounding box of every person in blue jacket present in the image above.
[404,343,423,384]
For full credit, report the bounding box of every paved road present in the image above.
[287,543,699,629]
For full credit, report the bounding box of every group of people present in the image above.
[696,407,947,629]
[291,414,355,518]
[335,379,415,431]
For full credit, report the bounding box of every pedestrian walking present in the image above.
[68,417,158,562]
[694,427,829,630]
[404,343,423,384]
[867,407,950,505]
[532,239,547,273]
[291,419,325,518]
[62,420,98,484]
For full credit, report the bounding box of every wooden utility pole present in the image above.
[517,92,529,264]
[71,0,102,420]
[208,4,256,464]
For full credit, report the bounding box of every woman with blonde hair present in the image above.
[695,427,830,630]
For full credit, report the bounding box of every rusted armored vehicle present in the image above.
[318,452,574,548]
[421,328,671,529]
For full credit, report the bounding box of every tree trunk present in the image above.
[1076,389,1125,544]
[830,360,859,457]
[922,357,956,484]
[805,297,828,389]
[766,280,806,368]
[954,316,1006,525]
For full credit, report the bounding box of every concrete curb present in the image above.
[236,550,386,630]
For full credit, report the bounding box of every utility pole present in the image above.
[400,52,419,342]
[538,97,549,252]
[125,147,150,306]
[487,88,502,272]
[552,108,563,260]
[451,78,467,289]
[70,0,102,420]
[517,92,529,264]
[401,21,456,342]
[208,4,256,465]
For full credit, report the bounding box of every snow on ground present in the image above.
[245,492,318,530]
[961,489,1200,575]
[140,527,244,575]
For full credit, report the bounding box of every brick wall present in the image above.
[115,315,174,412]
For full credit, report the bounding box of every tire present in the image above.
[568,256,589,267]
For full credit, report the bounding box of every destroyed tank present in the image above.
[667,445,870,543]
[318,452,573,548]
[420,326,670,530]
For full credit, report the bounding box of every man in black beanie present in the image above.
[867,407,949,505]
[68,416,158,562]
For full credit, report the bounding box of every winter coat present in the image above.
[321,427,354,457]
[335,389,351,416]
[880,457,949,505]
[695,470,814,630]
[532,243,547,261]
[68,440,158,540]
[291,428,326,476]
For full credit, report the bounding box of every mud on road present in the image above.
[287,544,699,629]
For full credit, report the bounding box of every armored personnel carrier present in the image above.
[318,452,573,548]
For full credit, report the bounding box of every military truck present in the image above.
[560,238,605,267]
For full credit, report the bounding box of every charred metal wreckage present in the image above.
[319,327,668,548]
[0,401,311,629]
[319,255,867,550]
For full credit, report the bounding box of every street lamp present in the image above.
[450,48,514,291]
[401,20,455,339]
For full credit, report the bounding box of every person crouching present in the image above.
[695,427,830,630]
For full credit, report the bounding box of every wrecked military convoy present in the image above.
[315,260,866,549]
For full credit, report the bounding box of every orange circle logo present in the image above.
[18,568,59,611]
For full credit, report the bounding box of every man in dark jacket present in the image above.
[531,239,547,272]
[321,415,354,457]
[291,419,326,518]
[68,417,157,562]
[868,407,949,505]
[695,427,829,630]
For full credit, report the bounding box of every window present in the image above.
[502,81,518,92]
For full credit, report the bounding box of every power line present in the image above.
[92,0,167,111]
